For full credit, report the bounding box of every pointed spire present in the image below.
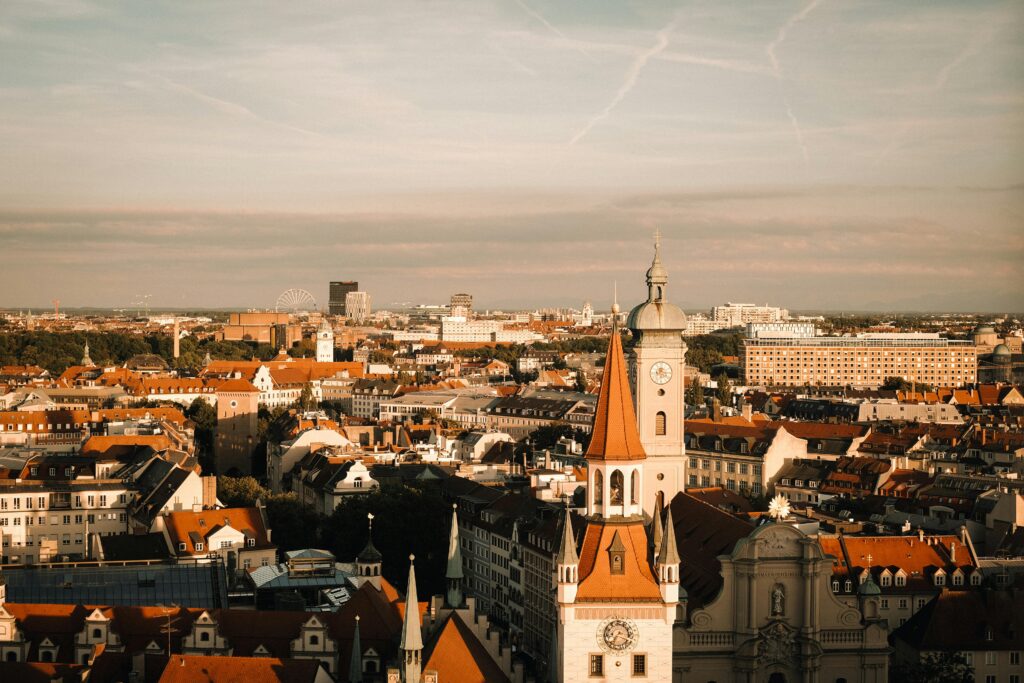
[650,495,664,555]
[203,350,212,366]
[585,308,646,462]
[657,506,680,567]
[400,554,423,651]
[446,504,464,608]
[81,341,93,367]
[556,506,579,566]
[646,230,668,302]
[348,616,363,683]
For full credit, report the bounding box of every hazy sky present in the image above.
[1,0,1022,312]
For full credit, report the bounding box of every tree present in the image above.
[217,476,270,507]
[686,376,705,407]
[322,483,449,596]
[715,372,732,405]
[889,652,974,683]
[186,400,217,471]
[882,376,934,392]
[530,422,586,451]
[265,493,323,552]
[295,383,317,412]
[573,370,588,393]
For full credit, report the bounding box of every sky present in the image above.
[0,0,1022,313]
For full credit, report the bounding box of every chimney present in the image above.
[918,528,925,542]
[711,399,722,423]
[742,401,753,422]
[950,542,957,563]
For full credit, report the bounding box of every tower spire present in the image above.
[400,555,423,682]
[656,505,681,604]
[348,616,363,683]
[81,341,93,367]
[446,504,464,608]
[555,505,579,605]
[645,230,668,303]
[585,308,645,462]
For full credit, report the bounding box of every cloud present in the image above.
[766,0,821,165]
[569,16,678,145]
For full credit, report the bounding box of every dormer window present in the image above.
[247,538,256,547]
[935,572,946,586]
[845,580,852,592]
[880,573,891,587]
[952,572,963,586]
[178,543,186,551]
[195,543,204,552]
[895,573,906,587]
[970,572,982,586]
[832,580,840,592]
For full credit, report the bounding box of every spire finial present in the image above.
[611,281,620,317]
[367,511,374,533]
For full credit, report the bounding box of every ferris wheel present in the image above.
[275,288,317,313]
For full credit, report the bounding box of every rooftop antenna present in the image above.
[52,299,60,317]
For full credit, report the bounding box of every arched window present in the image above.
[610,470,624,505]
[200,631,211,643]
[655,412,666,436]
[630,471,639,505]
[41,651,53,663]
[594,471,603,505]
[92,628,102,639]
[309,635,319,646]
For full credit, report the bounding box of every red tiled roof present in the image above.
[422,612,510,683]
[576,520,661,602]
[584,333,645,461]
[157,655,323,683]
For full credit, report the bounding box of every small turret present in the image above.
[82,341,94,367]
[356,513,382,589]
[656,507,681,604]
[555,507,579,605]
[400,555,423,683]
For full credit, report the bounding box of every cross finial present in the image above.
[866,554,873,567]
[367,512,374,533]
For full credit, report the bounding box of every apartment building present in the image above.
[742,333,978,388]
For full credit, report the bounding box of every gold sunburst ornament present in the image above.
[768,494,791,522]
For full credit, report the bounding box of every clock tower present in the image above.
[554,309,679,683]
[626,235,688,515]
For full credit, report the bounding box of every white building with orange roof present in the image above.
[555,310,678,682]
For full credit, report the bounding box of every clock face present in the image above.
[599,619,638,652]
[650,361,672,385]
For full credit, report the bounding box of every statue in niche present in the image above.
[771,584,786,617]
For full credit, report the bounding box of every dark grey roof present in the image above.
[3,561,228,608]
[99,533,172,562]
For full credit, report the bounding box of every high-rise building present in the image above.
[345,291,372,322]
[450,293,473,318]
[328,281,358,315]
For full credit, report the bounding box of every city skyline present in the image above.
[1,0,1022,310]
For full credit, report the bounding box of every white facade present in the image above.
[712,302,789,326]
[316,319,334,363]
[345,292,372,323]
[267,427,354,494]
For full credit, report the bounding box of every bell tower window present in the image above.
[594,471,603,505]
[655,411,666,436]
[610,470,624,505]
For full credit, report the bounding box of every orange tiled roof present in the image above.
[216,379,259,393]
[422,612,511,683]
[163,507,272,554]
[584,332,645,461]
[80,434,172,454]
[157,655,323,682]
[576,520,661,602]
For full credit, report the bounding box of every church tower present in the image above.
[316,317,334,363]
[626,234,687,515]
[555,309,677,683]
